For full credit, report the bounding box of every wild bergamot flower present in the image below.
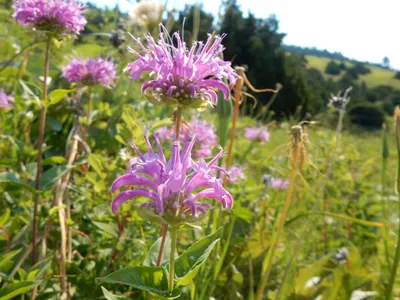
[124,25,238,108]
[110,132,233,226]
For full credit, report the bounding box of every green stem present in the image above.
[157,107,183,266]
[168,226,178,292]
[385,147,400,299]
[32,36,51,265]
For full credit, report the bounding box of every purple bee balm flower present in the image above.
[110,133,233,225]
[124,25,238,108]
[155,119,217,158]
[0,90,15,109]
[245,126,270,142]
[62,56,117,86]
[13,0,87,35]
[225,165,246,184]
[271,178,289,190]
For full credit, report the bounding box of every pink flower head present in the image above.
[225,165,246,184]
[62,56,117,86]
[245,126,270,142]
[155,119,217,158]
[271,178,289,190]
[124,25,238,108]
[110,132,233,223]
[0,90,15,109]
[13,0,87,35]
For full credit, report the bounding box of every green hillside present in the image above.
[305,55,400,89]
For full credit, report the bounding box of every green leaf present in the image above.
[97,266,180,299]
[88,154,105,178]
[101,286,129,300]
[92,221,118,238]
[0,208,10,226]
[144,234,171,267]
[0,248,22,273]
[42,156,66,166]
[0,281,41,300]
[19,79,41,107]
[48,89,71,106]
[31,165,69,190]
[0,172,37,194]
[174,227,223,288]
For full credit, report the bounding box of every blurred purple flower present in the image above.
[225,165,246,184]
[245,126,270,142]
[155,119,217,158]
[271,178,289,190]
[62,56,117,86]
[0,90,15,109]
[13,0,87,35]
[110,133,233,223]
[124,25,238,107]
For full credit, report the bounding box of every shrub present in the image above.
[325,60,341,75]
[394,71,400,80]
[353,63,370,75]
[348,103,385,128]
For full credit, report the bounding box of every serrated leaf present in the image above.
[174,227,223,287]
[97,266,180,299]
[0,281,41,300]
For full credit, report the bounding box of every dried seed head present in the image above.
[395,106,400,152]
[291,125,303,145]
[328,86,353,111]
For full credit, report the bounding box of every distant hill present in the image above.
[303,55,400,90]
[284,45,392,70]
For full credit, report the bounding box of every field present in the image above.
[304,55,400,89]
[1,3,400,300]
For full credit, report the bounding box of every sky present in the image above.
[93,0,400,70]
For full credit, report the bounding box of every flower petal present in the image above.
[112,188,157,214]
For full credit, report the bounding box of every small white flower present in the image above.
[304,276,320,288]
[39,76,52,85]
[128,0,163,28]
[350,290,378,300]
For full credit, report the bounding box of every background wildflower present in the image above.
[156,119,217,158]
[245,126,270,142]
[62,56,117,86]
[128,0,162,29]
[13,0,87,35]
[0,90,15,109]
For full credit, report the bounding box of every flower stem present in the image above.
[168,225,178,292]
[175,106,182,140]
[385,107,400,299]
[157,107,183,267]
[87,87,91,125]
[32,36,51,265]
[255,126,301,300]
